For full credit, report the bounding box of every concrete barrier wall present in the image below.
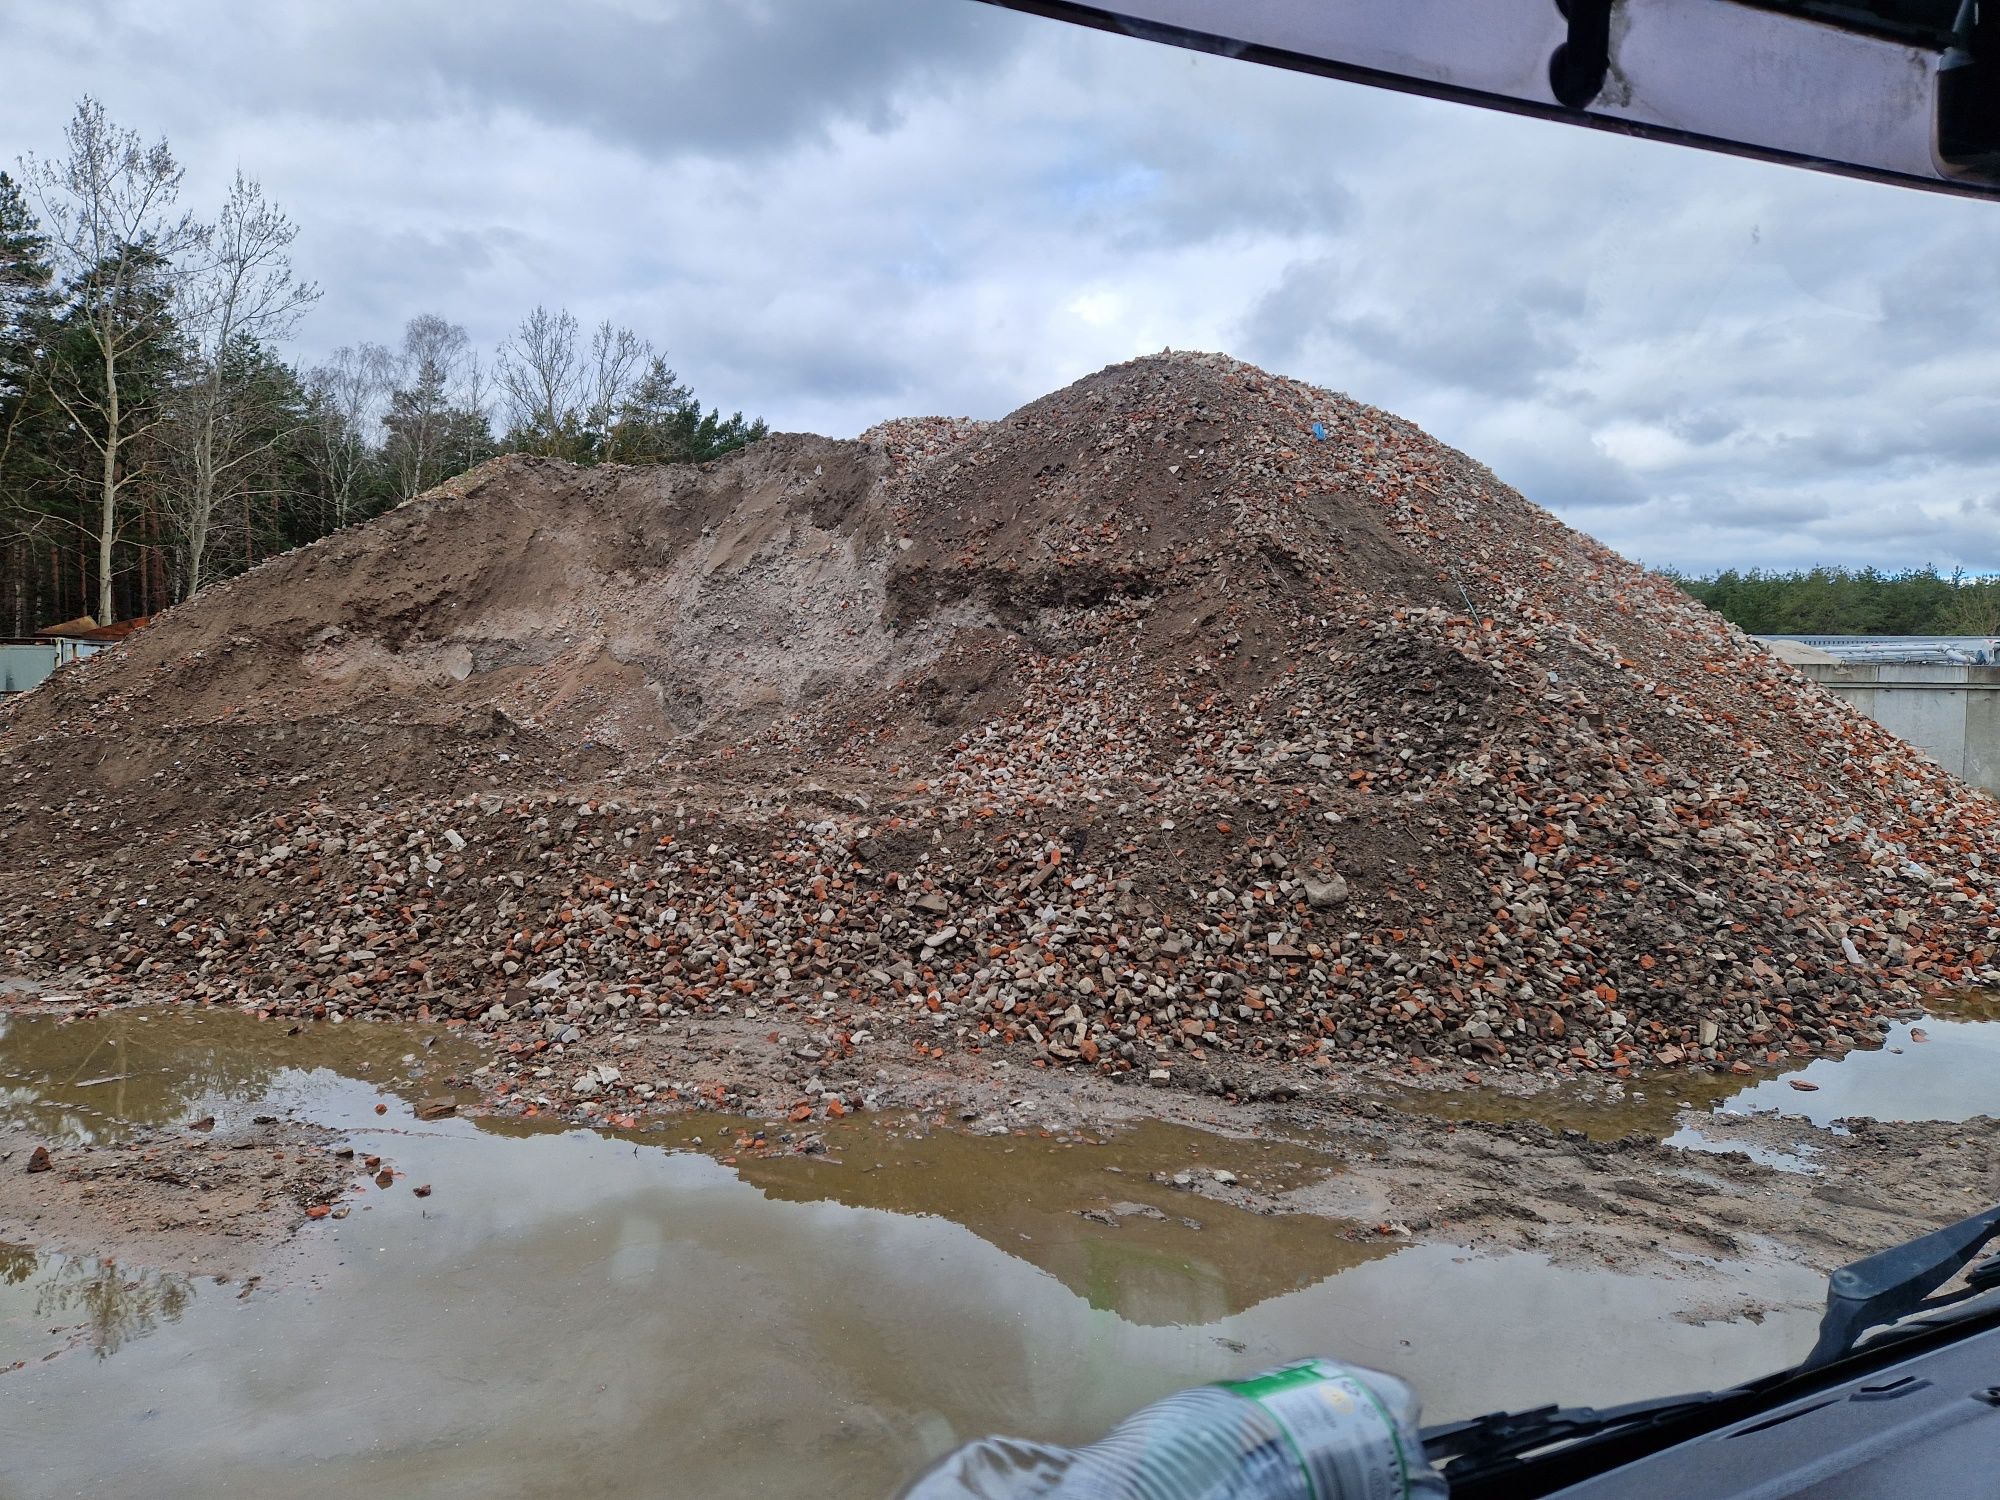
[1799,662,2000,793]
[0,643,58,696]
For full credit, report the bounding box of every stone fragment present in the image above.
[1301,874,1348,909]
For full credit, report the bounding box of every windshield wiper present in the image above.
[1421,1390,1738,1484]
[1427,1200,2000,1489]
[1801,1199,2000,1368]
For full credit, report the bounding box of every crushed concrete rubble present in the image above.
[3,351,1999,1130]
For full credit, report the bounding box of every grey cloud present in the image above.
[1332,290,1580,397]
[690,318,926,414]
[1239,255,1345,365]
[1878,221,2000,346]
[1607,498,2000,573]
[1667,409,1743,446]
[1464,416,1649,514]
[1811,507,1994,555]
[1490,456,1645,514]
[297,221,542,367]
[1242,236,1585,399]
[1797,405,2000,473]
[408,0,1018,157]
[1610,494,1838,534]
[341,224,533,286]
[44,0,1024,162]
[1086,153,1354,251]
[1710,496,1835,529]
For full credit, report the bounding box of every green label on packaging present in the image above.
[1218,1362,1336,1404]
[1216,1361,1412,1500]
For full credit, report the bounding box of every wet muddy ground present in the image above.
[0,995,1994,1498]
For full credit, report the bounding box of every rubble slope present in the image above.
[4,352,1996,1106]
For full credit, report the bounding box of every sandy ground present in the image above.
[0,1119,357,1280]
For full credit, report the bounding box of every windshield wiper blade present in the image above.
[1422,1391,1732,1482]
[1428,1202,2000,1486]
[1801,1200,2000,1369]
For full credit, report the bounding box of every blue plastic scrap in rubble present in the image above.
[1310,421,1326,441]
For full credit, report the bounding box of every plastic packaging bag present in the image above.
[896,1357,1449,1499]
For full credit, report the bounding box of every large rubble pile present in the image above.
[4,353,1998,1115]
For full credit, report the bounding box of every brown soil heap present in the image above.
[4,352,1997,1094]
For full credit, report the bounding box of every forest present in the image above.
[0,98,765,635]
[1664,566,2000,638]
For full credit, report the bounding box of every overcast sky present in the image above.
[6,0,1998,573]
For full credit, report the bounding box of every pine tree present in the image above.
[0,171,53,400]
[0,171,56,632]
[611,355,767,465]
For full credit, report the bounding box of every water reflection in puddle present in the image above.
[1391,997,2000,1150]
[1391,1070,1746,1143]
[1660,1129,1821,1173]
[0,1119,1825,1500]
[0,1010,1829,1500]
[1719,1015,2000,1126]
[0,1242,197,1364]
[0,1008,477,1142]
[638,1116,1376,1323]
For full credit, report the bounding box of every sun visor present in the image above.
[981,0,2000,199]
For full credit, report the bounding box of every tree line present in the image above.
[1664,565,2000,637]
[0,98,766,634]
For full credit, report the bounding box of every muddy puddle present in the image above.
[0,1006,480,1143]
[1391,1068,1748,1143]
[1716,1011,2000,1127]
[0,1010,1829,1499]
[635,1114,1377,1322]
[0,1244,196,1365]
[1393,995,2000,1172]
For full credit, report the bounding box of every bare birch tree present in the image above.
[454,348,494,476]
[21,98,204,623]
[384,313,486,501]
[495,304,580,455]
[495,306,649,461]
[167,171,318,596]
[303,341,391,530]
[583,320,648,462]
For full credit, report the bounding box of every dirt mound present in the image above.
[24,436,914,749]
[4,352,1998,1114]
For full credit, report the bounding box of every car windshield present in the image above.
[0,3,1998,1498]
